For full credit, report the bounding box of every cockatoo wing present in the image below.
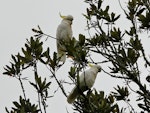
[79,69,97,89]
[67,77,90,104]
[67,86,79,104]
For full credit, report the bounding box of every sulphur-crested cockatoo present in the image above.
[56,14,73,63]
[67,64,102,104]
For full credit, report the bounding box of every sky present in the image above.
[0,0,149,113]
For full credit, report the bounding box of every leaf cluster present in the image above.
[5,96,39,113]
[64,34,88,65]
[30,74,51,101]
[3,36,56,113]
[83,0,150,112]
[3,36,58,76]
[112,85,129,101]
[85,0,120,24]
[74,90,121,113]
[125,0,150,30]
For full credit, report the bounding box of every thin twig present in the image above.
[141,45,150,66]
[118,0,125,12]
[124,100,136,113]
[42,33,57,40]
[102,68,130,79]
[48,66,67,97]
[53,72,67,97]
[18,76,27,101]
[33,62,43,113]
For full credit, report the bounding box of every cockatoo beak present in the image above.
[98,67,102,72]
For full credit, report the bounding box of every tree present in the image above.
[3,0,150,113]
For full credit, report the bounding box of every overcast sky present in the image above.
[0,0,149,113]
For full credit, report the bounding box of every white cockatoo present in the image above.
[67,64,102,104]
[56,14,73,63]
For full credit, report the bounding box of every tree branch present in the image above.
[48,66,67,97]
[17,75,27,101]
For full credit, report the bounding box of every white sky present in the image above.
[0,0,149,113]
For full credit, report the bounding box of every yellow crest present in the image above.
[59,13,66,19]
[88,63,94,67]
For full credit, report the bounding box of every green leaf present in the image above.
[128,48,135,59]
[69,66,76,79]
[108,94,114,103]
[49,52,57,70]
[13,101,20,108]
[11,55,17,63]
[112,85,129,101]
[111,12,115,21]
[42,47,50,58]
[110,28,122,42]
[136,8,145,16]
[105,6,109,13]
[86,8,91,19]
[113,15,120,22]
[45,82,51,89]
[98,0,102,9]
[30,82,38,91]
[79,34,85,46]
